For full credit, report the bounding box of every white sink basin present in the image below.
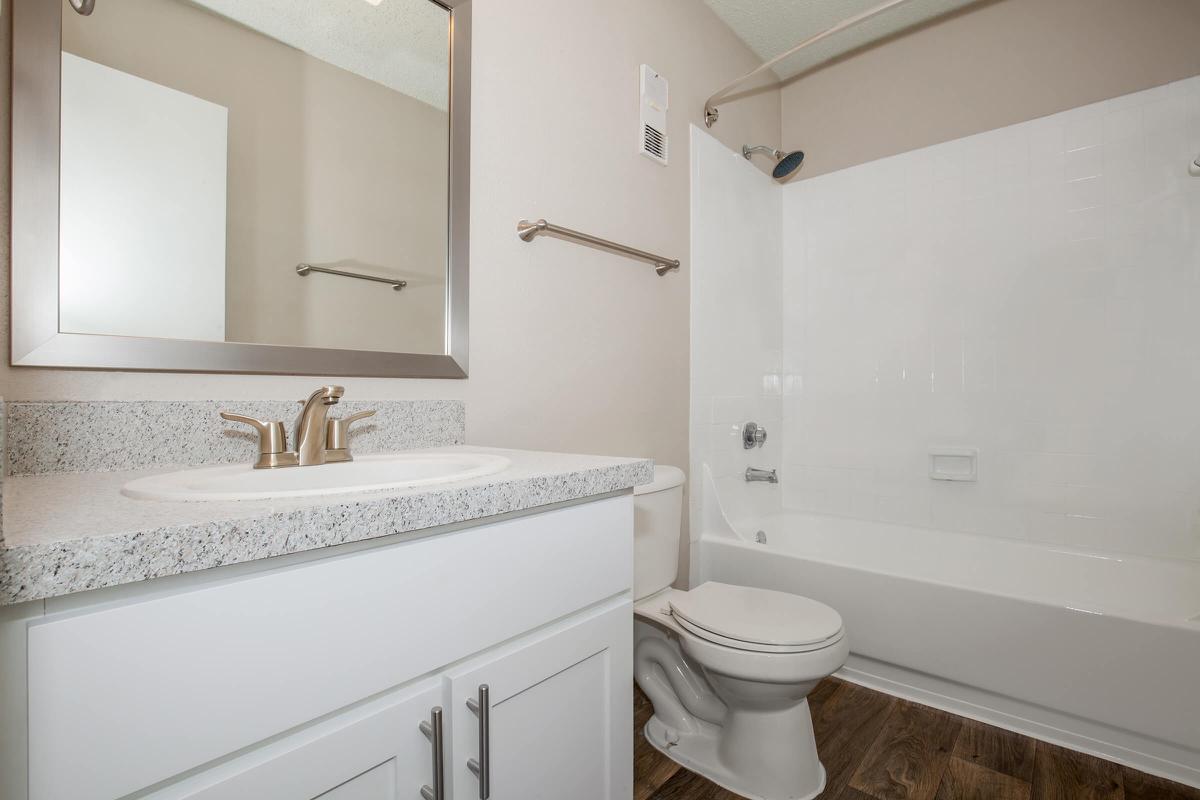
[122,452,512,502]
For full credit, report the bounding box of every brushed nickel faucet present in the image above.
[221,386,375,469]
[295,385,345,466]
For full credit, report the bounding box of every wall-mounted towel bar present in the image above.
[516,219,680,276]
[296,264,407,291]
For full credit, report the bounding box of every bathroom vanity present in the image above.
[0,402,651,800]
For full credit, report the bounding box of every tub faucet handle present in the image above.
[743,422,768,449]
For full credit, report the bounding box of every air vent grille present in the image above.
[642,124,666,163]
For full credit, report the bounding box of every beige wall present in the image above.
[781,0,1200,179]
[62,0,449,354]
[1,0,780,477]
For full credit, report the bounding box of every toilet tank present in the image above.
[634,465,686,601]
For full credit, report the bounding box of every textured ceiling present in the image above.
[190,0,449,110]
[703,0,980,80]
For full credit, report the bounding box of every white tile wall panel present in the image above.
[780,75,1200,561]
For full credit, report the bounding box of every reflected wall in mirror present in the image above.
[11,0,470,377]
[62,0,449,353]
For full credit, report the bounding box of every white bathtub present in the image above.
[699,510,1200,788]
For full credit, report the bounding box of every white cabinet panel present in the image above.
[448,600,632,800]
[316,762,395,800]
[148,681,442,800]
[26,496,632,800]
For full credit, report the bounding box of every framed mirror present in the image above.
[12,0,470,377]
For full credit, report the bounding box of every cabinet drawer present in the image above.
[27,495,632,800]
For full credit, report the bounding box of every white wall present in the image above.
[59,53,228,342]
[781,76,1200,561]
[689,126,781,578]
[780,0,1200,179]
[0,1,781,478]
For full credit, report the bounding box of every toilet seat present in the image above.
[669,582,844,654]
[673,614,843,654]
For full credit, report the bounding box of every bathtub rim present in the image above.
[703,515,1200,632]
[700,534,1200,790]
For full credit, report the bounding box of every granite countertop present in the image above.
[0,445,654,606]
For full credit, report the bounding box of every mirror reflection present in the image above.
[58,0,451,354]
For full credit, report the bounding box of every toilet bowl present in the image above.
[633,466,848,800]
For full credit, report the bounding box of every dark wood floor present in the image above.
[635,678,1200,800]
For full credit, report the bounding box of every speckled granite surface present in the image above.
[0,446,653,605]
[5,399,465,475]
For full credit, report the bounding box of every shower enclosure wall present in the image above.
[689,74,1200,787]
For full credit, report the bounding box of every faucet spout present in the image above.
[295,385,344,466]
[745,467,778,484]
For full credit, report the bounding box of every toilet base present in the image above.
[642,714,828,800]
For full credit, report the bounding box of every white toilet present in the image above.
[634,466,848,800]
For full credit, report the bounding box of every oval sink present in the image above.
[122,452,512,502]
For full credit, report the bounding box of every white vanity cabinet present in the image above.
[2,495,634,800]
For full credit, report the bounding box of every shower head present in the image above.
[742,145,806,181]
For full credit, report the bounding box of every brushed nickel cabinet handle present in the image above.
[419,706,445,800]
[466,684,490,799]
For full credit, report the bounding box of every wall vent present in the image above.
[639,65,668,166]
[643,123,666,161]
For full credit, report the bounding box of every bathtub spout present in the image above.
[636,637,727,735]
[745,467,778,483]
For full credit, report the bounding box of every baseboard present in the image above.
[837,654,1200,790]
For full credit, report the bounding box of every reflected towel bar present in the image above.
[516,219,680,276]
[296,264,407,291]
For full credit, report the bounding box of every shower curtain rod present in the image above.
[704,0,915,128]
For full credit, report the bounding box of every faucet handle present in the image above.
[325,409,376,462]
[220,412,298,469]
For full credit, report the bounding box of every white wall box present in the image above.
[3,495,634,800]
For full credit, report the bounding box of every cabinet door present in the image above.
[448,600,632,800]
[149,680,445,800]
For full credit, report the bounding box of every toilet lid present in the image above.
[669,582,844,649]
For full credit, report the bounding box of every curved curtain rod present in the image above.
[704,0,915,128]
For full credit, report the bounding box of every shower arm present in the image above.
[704,0,915,128]
[743,145,783,160]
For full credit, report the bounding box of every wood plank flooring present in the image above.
[635,678,1200,800]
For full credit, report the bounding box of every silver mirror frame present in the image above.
[11,0,470,378]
